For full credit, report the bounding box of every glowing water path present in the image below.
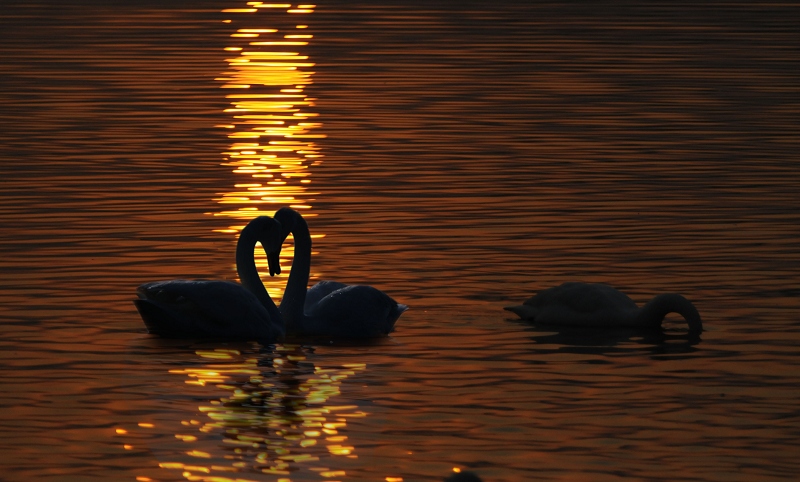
[214,2,324,297]
[215,3,322,226]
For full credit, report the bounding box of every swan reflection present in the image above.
[516,323,702,357]
[159,345,366,480]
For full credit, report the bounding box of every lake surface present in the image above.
[1,1,799,481]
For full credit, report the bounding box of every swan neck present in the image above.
[236,222,281,321]
[637,293,703,331]
[281,211,311,331]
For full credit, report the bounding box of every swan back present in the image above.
[505,282,638,326]
[305,280,349,309]
[136,280,284,340]
[523,282,637,312]
[444,472,483,482]
[303,284,407,338]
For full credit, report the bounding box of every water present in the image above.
[1,1,799,481]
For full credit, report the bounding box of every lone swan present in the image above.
[134,216,285,340]
[272,207,408,338]
[504,282,702,332]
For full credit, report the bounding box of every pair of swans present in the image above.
[135,208,407,340]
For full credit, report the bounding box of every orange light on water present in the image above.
[157,348,367,478]
[250,41,309,46]
[213,2,323,293]
[186,450,211,458]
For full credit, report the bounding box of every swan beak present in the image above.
[267,250,281,276]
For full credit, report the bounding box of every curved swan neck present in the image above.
[236,220,282,322]
[637,293,703,332]
[279,209,312,331]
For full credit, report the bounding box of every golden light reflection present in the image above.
[153,346,367,482]
[214,2,321,222]
[211,2,324,297]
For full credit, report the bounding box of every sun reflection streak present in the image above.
[212,2,324,297]
[150,346,366,481]
[214,2,321,223]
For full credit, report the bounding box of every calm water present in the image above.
[1,1,799,481]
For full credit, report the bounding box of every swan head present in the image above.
[242,216,284,277]
[273,207,299,245]
[259,221,284,277]
[270,207,304,273]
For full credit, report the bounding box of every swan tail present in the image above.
[385,303,408,334]
[504,304,537,320]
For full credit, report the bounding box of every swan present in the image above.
[134,216,285,340]
[272,207,408,338]
[504,282,702,332]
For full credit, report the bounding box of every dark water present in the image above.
[1,1,799,481]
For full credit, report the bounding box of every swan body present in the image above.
[273,207,408,338]
[504,282,702,332]
[134,216,285,340]
[305,280,349,308]
[135,279,281,340]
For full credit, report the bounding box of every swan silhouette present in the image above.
[444,472,483,482]
[272,207,408,338]
[134,216,285,340]
[504,282,702,332]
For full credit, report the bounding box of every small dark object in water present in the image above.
[444,471,483,482]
